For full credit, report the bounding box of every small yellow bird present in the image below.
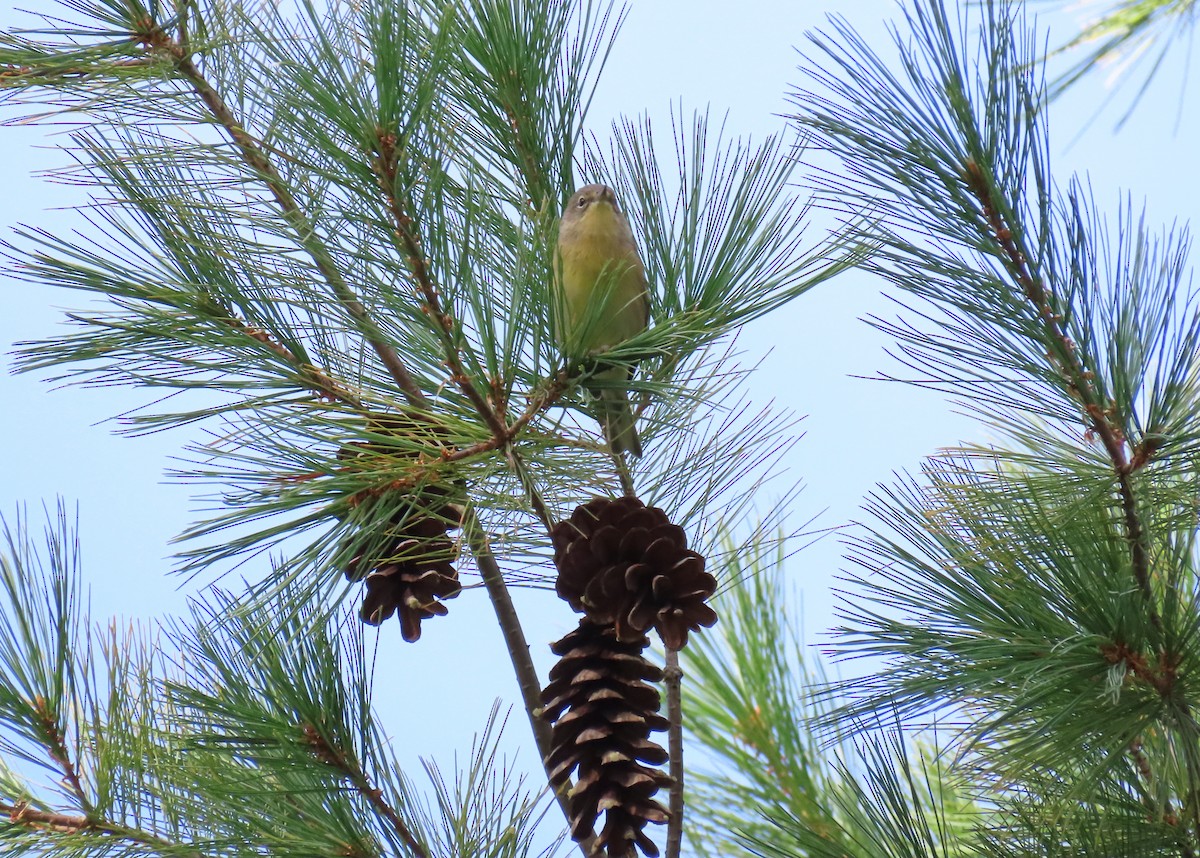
[555,184,649,457]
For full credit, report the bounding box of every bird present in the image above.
[554,184,649,457]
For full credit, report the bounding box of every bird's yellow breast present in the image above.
[555,203,647,353]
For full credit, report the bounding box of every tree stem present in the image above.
[664,647,684,858]
[463,511,598,855]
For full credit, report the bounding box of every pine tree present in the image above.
[0,1,840,856]
[4,0,1196,855]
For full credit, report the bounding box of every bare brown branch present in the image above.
[664,648,684,858]
[463,514,598,856]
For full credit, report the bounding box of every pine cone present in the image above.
[541,620,670,857]
[552,497,718,649]
[349,503,462,642]
[336,410,464,641]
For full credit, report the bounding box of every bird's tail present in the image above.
[598,386,642,457]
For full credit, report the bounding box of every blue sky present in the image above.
[2,0,1198,848]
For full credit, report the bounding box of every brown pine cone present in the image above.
[336,410,465,641]
[344,502,462,642]
[552,497,717,649]
[541,620,671,857]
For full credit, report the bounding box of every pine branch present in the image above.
[369,129,504,431]
[1043,0,1198,125]
[0,800,204,855]
[961,158,1162,633]
[0,57,158,83]
[139,20,428,410]
[302,723,427,858]
[364,120,602,841]
[220,314,365,409]
[791,4,1200,853]
[367,131,560,532]
[30,695,89,815]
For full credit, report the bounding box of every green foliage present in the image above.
[0,507,550,857]
[7,0,1196,853]
[414,705,558,858]
[1,0,838,602]
[747,733,973,858]
[678,539,838,855]
[786,0,1200,853]
[680,538,980,858]
[1,0,841,854]
[0,505,89,808]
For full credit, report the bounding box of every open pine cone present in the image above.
[344,501,462,641]
[336,411,464,641]
[552,497,718,649]
[541,619,671,857]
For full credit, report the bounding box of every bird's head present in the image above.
[562,184,622,226]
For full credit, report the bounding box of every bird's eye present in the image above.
[577,198,587,208]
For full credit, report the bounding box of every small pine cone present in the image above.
[335,410,465,642]
[541,620,671,857]
[346,504,463,642]
[357,550,461,643]
[552,497,718,649]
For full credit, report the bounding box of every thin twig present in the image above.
[2,802,93,834]
[1128,738,1197,858]
[302,724,427,858]
[500,104,551,212]
[223,315,364,408]
[33,697,90,814]
[368,132,506,433]
[368,133,559,532]
[663,647,684,858]
[1,801,207,855]
[504,449,555,531]
[510,370,571,438]
[10,700,203,855]
[0,58,159,84]
[141,24,428,410]
[614,451,636,498]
